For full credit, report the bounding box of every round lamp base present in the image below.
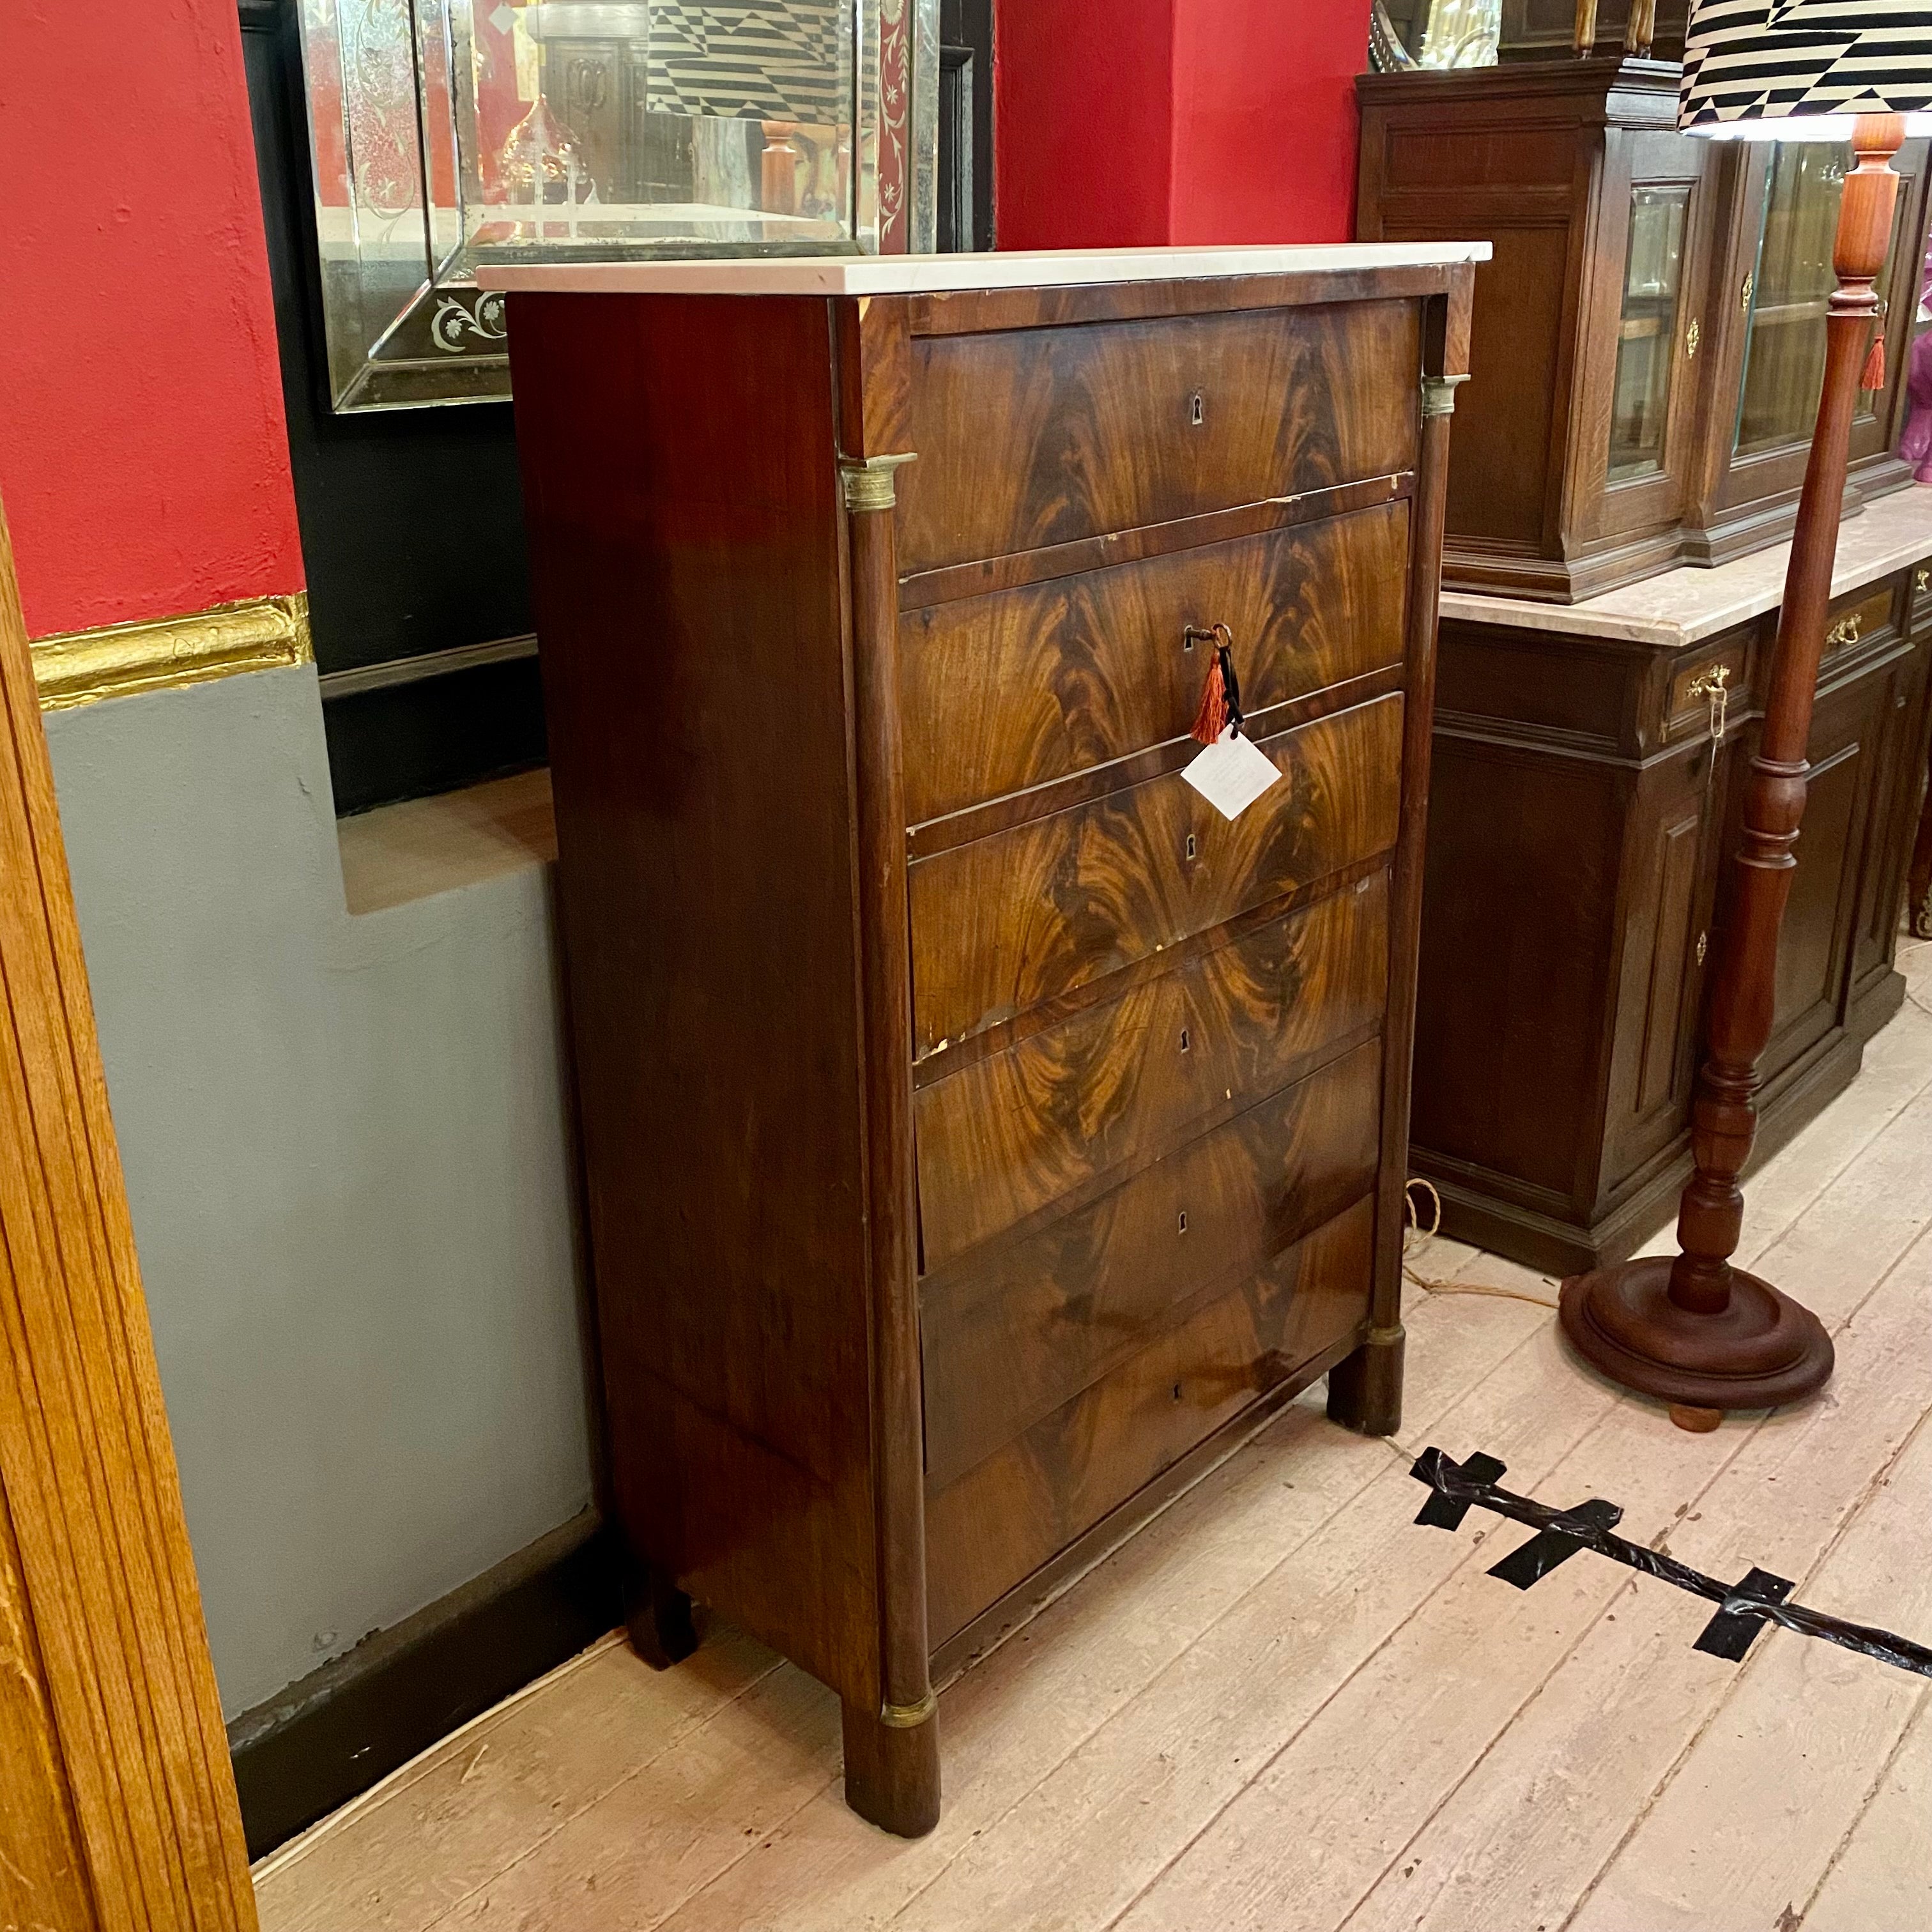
[1558,1255,1834,1418]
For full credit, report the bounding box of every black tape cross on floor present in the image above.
[1410,1447,1932,1680]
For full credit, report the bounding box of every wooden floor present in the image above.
[255,933,1932,1932]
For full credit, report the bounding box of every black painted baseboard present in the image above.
[229,1508,622,1859]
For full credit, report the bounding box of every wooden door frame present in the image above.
[0,491,259,1929]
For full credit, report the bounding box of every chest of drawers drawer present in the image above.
[896,301,1423,576]
[900,500,1412,825]
[919,1036,1383,1496]
[923,1190,1378,1646]
[915,871,1390,1272]
[908,692,1406,1054]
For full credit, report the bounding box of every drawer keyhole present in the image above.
[1179,1027,1191,1054]
[1189,392,1206,427]
[1177,1210,1188,1234]
[1184,832,1197,862]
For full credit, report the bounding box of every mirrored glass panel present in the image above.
[1735,144,1903,457]
[1609,184,1689,481]
[299,0,933,411]
[1372,0,1501,68]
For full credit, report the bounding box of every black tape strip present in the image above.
[1408,1446,1932,1684]
[1693,1567,1795,1662]
[1412,1448,1508,1529]
[1487,1498,1624,1591]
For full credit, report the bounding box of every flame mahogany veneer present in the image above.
[501,252,1473,1836]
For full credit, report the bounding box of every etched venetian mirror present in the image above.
[297,1,939,411]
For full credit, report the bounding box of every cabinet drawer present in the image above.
[924,1192,1376,1644]
[900,500,1411,824]
[909,693,1405,1054]
[1821,582,1897,664]
[1662,636,1748,746]
[916,871,1389,1271]
[896,302,1422,576]
[920,1039,1380,1492]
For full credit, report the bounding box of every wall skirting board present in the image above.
[230,1510,622,1858]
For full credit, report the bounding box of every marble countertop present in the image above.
[1441,485,1932,648]
[476,241,1491,296]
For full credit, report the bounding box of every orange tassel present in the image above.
[1190,656,1229,746]
[1861,330,1887,392]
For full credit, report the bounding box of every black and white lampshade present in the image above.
[1681,1,1932,136]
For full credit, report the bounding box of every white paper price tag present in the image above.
[1181,726,1280,821]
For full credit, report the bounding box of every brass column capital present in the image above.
[840,452,917,513]
[1421,373,1471,418]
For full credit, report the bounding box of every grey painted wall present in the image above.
[45,663,594,1717]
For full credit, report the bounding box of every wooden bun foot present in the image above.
[1559,1255,1832,1414]
[1668,1405,1723,1434]
[841,1699,940,1837]
[1326,1323,1405,1436]
[622,1560,698,1671]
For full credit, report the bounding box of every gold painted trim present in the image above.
[32,592,312,713]
[840,453,917,514]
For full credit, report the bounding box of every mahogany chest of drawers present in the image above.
[494,243,1478,1836]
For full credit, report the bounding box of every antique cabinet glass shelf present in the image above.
[1357,56,1932,601]
[296,0,937,411]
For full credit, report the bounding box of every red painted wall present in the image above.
[995,0,1363,251]
[0,1,303,639]
[994,0,1177,250]
[1170,0,1366,245]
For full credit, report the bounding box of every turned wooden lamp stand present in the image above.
[1561,6,1932,1429]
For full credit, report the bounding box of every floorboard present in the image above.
[253,978,1932,1932]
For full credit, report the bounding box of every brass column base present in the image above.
[1559,1255,1834,1425]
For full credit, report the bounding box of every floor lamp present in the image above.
[1560,3,1932,1430]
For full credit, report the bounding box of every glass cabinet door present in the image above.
[1734,144,1906,457]
[1610,185,1692,480]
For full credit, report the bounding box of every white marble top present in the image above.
[1441,483,1932,648]
[476,241,1491,296]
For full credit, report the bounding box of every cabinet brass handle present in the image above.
[1740,271,1755,311]
[1685,316,1701,359]
[1916,568,1928,594]
[1827,613,1863,647]
[1696,931,1708,967]
[1687,663,1730,745]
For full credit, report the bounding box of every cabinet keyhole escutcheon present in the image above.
[1179,1027,1191,1053]
[1184,832,1198,862]
[1189,392,1206,427]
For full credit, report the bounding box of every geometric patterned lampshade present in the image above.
[1681,1,1932,134]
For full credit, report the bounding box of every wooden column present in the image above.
[0,493,259,1928]
[1330,283,1470,1437]
[838,449,940,1839]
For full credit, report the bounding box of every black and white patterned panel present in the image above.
[1681,0,1932,129]
[646,1,849,123]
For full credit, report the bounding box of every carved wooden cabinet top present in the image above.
[478,240,1492,297]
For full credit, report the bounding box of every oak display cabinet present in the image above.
[1358,57,1932,602]
[1413,493,1932,1277]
